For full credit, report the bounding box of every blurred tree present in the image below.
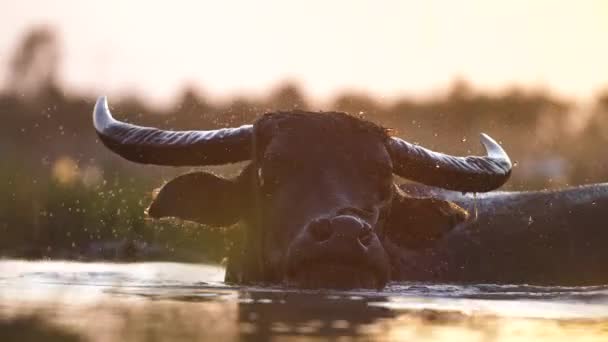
[447,78,475,101]
[331,92,380,117]
[7,26,61,101]
[567,89,608,183]
[266,83,308,110]
[170,86,214,129]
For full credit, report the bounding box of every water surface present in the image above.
[1,260,607,341]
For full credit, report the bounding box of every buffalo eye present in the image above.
[257,167,264,187]
[258,166,281,196]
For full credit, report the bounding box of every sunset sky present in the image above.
[1,0,607,105]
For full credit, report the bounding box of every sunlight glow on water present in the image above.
[1,260,607,341]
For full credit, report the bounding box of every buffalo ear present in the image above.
[147,172,243,226]
[385,190,469,249]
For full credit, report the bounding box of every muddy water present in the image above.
[1,260,607,341]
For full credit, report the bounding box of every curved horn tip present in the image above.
[479,133,510,162]
[93,96,115,132]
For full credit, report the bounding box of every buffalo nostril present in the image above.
[358,227,374,247]
[309,218,332,242]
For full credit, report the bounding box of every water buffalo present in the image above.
[395,183,608,285]
[93,96,511,289]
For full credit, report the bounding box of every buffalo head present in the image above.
[93,96,511,289]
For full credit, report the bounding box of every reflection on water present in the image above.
[1,261,607,341]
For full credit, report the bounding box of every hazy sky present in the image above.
[1,0,607,105]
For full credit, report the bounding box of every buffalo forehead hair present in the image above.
[257,110,390,142]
